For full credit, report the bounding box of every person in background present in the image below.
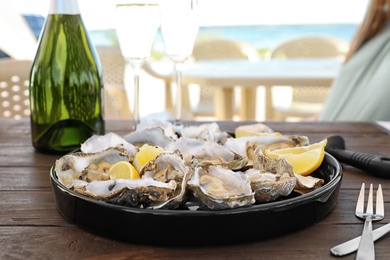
[319,0,390,121]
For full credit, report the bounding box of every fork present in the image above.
[355,183,384,260]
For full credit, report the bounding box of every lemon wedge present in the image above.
[109,161,140,180]
[133,144,164,172]
[235,123,280,138]
[264,139,328,176]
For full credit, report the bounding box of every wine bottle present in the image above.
[29,0,105,154]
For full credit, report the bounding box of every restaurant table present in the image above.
[1,118,390,259]
[181,58,342,120]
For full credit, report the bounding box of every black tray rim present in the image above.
[50,152,342,216]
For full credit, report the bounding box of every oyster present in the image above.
[166,138,248,170]
[136,119,177,141]
[55,147,132,188]
[140,151,191,209]
[124,127,175,148]
[294,173,324,194]
[248,148,297,203]
[188,164,255,210]
[74,178,178,208]
[180,122,230,144]
[80,132,138,155]
[224,135,309,163]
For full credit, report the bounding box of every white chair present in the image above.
[0,49,132,120]
[143,38,260,120]
[96,46,132,120]
[268,36,349,120]
[0,59,32,119]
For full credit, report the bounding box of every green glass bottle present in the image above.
[29,0,104,154]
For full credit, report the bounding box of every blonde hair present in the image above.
[345,0,390,62]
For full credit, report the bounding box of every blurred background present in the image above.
[0,0,369,121]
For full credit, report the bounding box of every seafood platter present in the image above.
[51,119,342,245]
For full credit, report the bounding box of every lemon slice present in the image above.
[109,161,140,180]
[264,139,328,176]
[235,123,280,138]
[133,144,164,172]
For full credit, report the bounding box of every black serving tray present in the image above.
[50,152,342,246]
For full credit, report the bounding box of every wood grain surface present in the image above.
[1,118,390,259]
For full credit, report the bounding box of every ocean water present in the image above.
[90,23,358,51]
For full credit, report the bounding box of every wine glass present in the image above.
[115,0,160,130]
[159,0,199,130]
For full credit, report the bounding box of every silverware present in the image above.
[355,183,384,260]
[330,222,390,256]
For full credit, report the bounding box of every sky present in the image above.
[9,0,369,29]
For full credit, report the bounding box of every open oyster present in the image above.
[224,135,309,164]
[80,132,138,155]
[248,149,297,203]
[188,164,255,210]
[55,147,132,188]
[180,122,230,144]
[166,138,248,170]
[140,151,191,209]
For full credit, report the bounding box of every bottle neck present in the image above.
[49,0,80,15]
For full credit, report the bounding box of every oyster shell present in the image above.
[166,138,248,170]
[124,127,175,148]
[294,173,324,194]
[180,122,230,144]
[80,132,138,155]
[74,178,178,208]
[188,164,255,210]
[140,151,191,209]
[224,135,309,164]
[55,147,132,188]
[248,148,297,203]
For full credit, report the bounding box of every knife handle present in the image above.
[327,148,390,178]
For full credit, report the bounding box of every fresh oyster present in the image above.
[124,127,175,148]
[55,147,132,188]
[166,138,248,170]
[248,148,297,203]
[188,164,255,210]
[224,135,309,163]
[80,132,138,155]
[140,151,191,209]
[180,122,230,144]
[136,119,177,141]
[294,173,324,194]
[74,178,178,208]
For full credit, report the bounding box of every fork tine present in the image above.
[356,183,365,215]
[366,184,374,215]
[376,184,384,217]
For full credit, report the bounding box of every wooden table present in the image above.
[2,119,390,259]
[181,59,342,120]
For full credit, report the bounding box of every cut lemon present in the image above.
[133,144,164,172]
[264,139,328,176]
[109,161,140,180]
[235,123,280,138]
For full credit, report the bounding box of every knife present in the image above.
[330,223,390,256]
[325,135,390,178]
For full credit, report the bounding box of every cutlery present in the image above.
[325,135,390,178]
[330,222,390,256]
[355,183,384,260]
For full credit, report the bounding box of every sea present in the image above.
[90,23,358,51]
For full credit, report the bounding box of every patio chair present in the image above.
[143,38,260,120]
[96,46,132,120]
[0,49,132,120]
[268,36,349,121]
[0,59,31,119]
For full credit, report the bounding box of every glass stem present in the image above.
[129,61,142,130]
[174,61,184,129]
[133,70,140,126]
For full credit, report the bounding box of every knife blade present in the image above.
[330,223,390,256]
